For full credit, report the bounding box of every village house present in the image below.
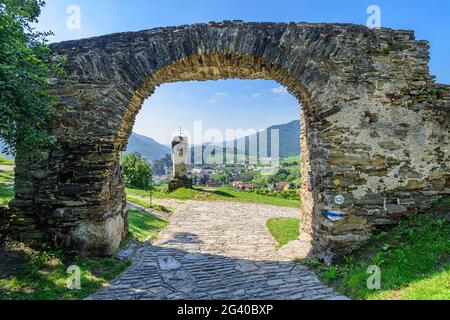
[235,183,258,191]
[275,181,290,191]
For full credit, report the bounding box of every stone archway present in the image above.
[5,22,449,262]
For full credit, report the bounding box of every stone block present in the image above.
[72,214,125,256]
[385,204,408,216]
[405,180,425,190]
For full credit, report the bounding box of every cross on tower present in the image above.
[178,127,184,136]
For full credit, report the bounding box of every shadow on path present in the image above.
[87,243,347,300]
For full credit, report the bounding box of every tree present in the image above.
[272,168,290,183]
[120,152,152,190]
[210,173,227,184]
[0,0,62,156]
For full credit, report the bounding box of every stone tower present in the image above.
[168,135,192,191]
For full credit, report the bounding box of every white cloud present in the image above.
[270,86,288,95]
[252,93,262,98]
[207,92,227,103]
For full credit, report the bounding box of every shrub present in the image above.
[0,0,64,156]
[120,153,152,190]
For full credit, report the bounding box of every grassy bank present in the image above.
[0,157,14,166]
[126,195,172,213]
[1,169,168,300]
[0,208,168,300]
[0,242,130,300]
[127,186,301,208]
[128,208,168,241]
[306,199,450,300]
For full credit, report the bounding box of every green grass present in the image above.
[305,200,450,300]
[127,195,172,213]
[0,170,14,183]
[369,269,450,300]
[0,170,14,207]
[0,157,14,166]
[127,187,300,208]
[266,217,300,247]
[0,245,130,300]
[128,208,169,242]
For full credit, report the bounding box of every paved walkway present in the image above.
[88,201,346,300]
[0,165,14,172]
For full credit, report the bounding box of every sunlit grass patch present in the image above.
[128,208,168,242]
[266,217,300,247]
[0,157,14,166]
[0,170,14,183]
[368,269,450,300]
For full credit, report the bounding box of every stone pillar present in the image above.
[168,135,192,191]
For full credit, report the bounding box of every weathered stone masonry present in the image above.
[3,21,449,261]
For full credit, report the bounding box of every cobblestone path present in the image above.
[0,165,14,172]
[88,201,347,300]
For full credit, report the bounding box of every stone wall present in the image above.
[3,21,449,261]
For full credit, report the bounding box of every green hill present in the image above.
[125,133,171,161]
[227,120,300,159]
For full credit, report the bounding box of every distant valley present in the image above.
[125,132,171,161]
[126,120,301,162]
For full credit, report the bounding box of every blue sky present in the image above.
[36,0,450,144]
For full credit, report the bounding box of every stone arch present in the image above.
[116,52,312,148]
[115,52,320,252]
[4,22,449,262]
